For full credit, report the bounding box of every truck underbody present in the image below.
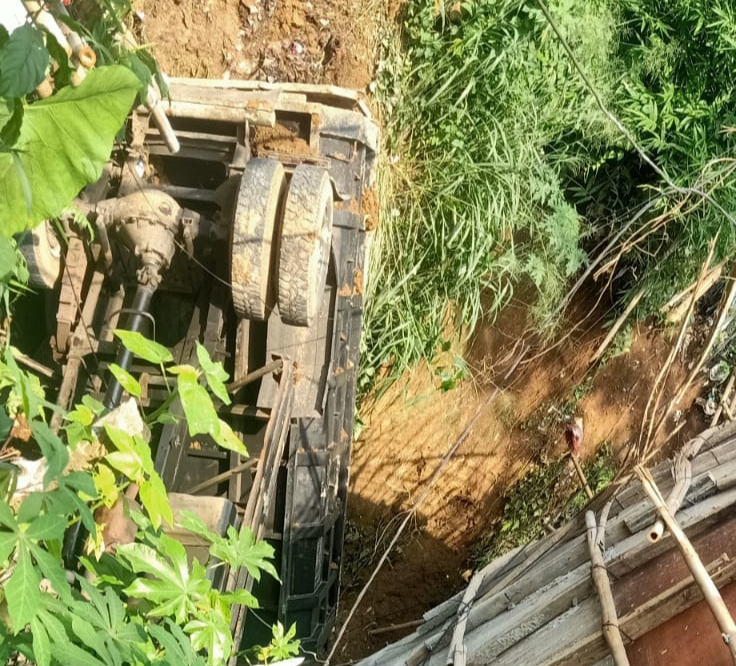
[16,79,378,659]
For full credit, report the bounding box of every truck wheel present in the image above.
[278,165,333,327]
[18,221,62,289]
[230,159,286,320]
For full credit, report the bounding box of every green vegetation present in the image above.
[0,332,296,664]
[475,444,616,564]
[362,0,736,391]
[0,3,298,663]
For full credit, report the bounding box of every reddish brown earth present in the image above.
[138,3,713,661]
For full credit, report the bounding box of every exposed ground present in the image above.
[138,1,713,662]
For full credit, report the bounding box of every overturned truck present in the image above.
[19,79,378,658]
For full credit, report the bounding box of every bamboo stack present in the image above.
[356,421,736,666]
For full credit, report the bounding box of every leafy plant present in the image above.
[474,444,616,564]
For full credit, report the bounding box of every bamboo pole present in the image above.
[586,507,630,666]
[636,465,736,663]
[572,453,594,500]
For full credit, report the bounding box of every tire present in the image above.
[278,165,333,327]
[18,221,62,289]
[230,159,287,320]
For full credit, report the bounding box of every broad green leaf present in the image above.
[114,329,173,364]
[0,24,49,98]
[30,545,72,602]
[25,513,66,542]
[215,418,248,456]
[0,66,139,236]
[105,451,144,482]
[177,511,217,544]
[184,611,232,665]
[66,403,95,427]
[94,464,120,508]
[108,363,142,398]
[220,588,258,608]
[0,529,16,565]
[0,496,17,529]
[195,343,230,405]
[31,420,69,488]
[30,615,51,666]
[0,235,16,281]
[210,526,278,582]
[71,615,108,658]
[0,99,22,150]
[6,544,40,630]
[139,474,173,529]
[176,367,220,437]
[81,394,106,416]
[44,31,73,89]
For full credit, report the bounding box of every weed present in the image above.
[473,444,616,565]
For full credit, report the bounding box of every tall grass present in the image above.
[361,0,620,391]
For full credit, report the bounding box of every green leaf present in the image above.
[0,66,139,236]
[6,544,40,630]
[66,404,95,427]
[0,529,16,565]
[139,474,173,529]
[25,513,66,542]
[30,615,51,666]
[108,363,142,398]
[30,545,72,601]
[184,611,232,665]
[176,367,220,437]
[105,451,143,482]
[81,394,106,416]
[0,99,23,150]
[114,329,173,365]
[31,420,69,488]
[214,419,248,456]
[0,235,16,282]
[0,24,49,98]
[195,343,230,405]
[44,31,73,89]
[210,526,278,582]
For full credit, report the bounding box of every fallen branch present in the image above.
[663,261,726,323]
[590,289,644,365]
[636,465,736,663]
[711,373,736,428]
[586,504,629,665]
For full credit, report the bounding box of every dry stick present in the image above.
[635,238,718,462]
[636,465,736,663]
[646,437,699,543]
[663,261,726,323]
[712,373,736,428]
[650,267,736,446]
[324,354,524,665]
[590,289,644,364]
[367,620,424,637]
[572,453,594,500]
[585,506,629,666]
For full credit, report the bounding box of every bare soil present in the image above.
[139,3,712,662]
[135,0,377,90]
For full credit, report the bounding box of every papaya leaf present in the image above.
[0,66,139,236]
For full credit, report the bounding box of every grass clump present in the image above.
[362,0,736,395]
[362,0,621,391]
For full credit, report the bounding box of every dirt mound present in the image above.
[135,0,376,89]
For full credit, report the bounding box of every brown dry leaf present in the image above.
[66,439,106,472]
